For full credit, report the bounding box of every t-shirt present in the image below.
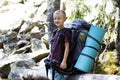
[50,28,71,62]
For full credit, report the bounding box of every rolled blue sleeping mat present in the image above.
[74,25,106,72]
[85,25,106,50]
[74,46,98,72]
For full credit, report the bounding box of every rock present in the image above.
[65,74,120,80]
[3,31,18,55]
[30,32,44,39]
[10,59,36,69]
[31,38,47,52]
[0,35,5,48]
[0,0,49,79]
[0,4,26,31]
[0,49,5,59]
[14,45,31,54]
[19,21,34,34]
[17,40,30,49]
[0,49,49,67]
[8,60,49,80]
[6,0,23,4]
[8,68,49,80]
[41,34,49,49]
[0,64,10,78]
[0,0,8,8]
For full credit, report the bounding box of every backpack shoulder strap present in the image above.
[53,28,58,37]
[60,28,70,34]
[52,28,70,36]
[59,28,71,42]
[54,28,71,39]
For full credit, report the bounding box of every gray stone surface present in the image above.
[65,74,120,80]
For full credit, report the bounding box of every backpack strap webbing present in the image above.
[53,28,70,37]
[44,59,50,78]
[52,67,55,80]
[45,65,49,77]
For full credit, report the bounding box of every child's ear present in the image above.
[66,17,67,19]
[64,17,67,21]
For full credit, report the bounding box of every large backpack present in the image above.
[44,19,91,79]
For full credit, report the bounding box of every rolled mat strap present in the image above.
[85,46,99,52]
[80,53,95,61]
[87,34,101,46]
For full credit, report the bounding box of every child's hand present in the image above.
[60,61,67,69]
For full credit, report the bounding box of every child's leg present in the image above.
[48,69,52,80]
[48,68,64,80]
[54,71,64,80]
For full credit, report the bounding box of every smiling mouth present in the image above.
[55,22,60,24]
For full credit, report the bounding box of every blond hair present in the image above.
[54,10,66,17]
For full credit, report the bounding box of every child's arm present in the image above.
[60,41,70,69]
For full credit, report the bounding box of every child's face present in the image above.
[53,12,66,28]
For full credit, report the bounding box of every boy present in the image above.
[49,10,71,80]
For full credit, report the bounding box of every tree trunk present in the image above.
[115,8,120,53]
[46,0,60,42]
[113,0,120,59]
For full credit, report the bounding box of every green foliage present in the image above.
[92,5,114,29]
[95,51,120,74]
[67,0,91,20]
